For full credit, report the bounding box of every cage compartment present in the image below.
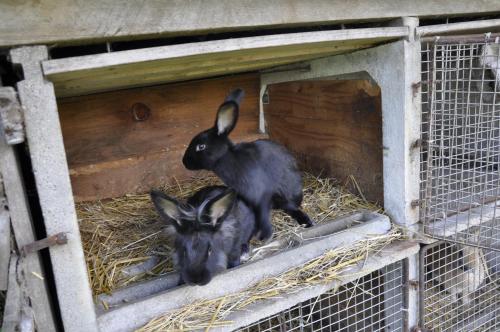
[420,39,500,248]
[53,64,391,331]
[10,29,421,331]
[124,229,411,332]
[421,237,500,332]
[56,70,386,298]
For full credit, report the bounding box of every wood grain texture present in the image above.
[43,27,408,97]
[2,0,500,47]
[58,73,263,201]
[264,80,383,203]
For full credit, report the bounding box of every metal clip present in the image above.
[411,81,421,97]
[411,200,422,208]
[21,232,68,256]
[410,138,423,150]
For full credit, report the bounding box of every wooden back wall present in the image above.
[264,80,383,204]
[58,73,261,201]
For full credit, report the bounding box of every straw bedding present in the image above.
[137,228,403,332]
[76,172,383,296]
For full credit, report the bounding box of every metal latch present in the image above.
[21,232,68,256]
[0,86,25,145]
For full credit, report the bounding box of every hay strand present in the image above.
[77,173,382,296]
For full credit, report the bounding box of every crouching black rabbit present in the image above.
[150,186,255,286]
[182,88,314,241]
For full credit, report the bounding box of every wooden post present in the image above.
[9,46,98,332]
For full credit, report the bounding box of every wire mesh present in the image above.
[420,39,500,250]
[237,261,405,332]
[421,236,500,332]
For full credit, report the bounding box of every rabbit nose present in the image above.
[195,278,210,286]
[186,270,211,286]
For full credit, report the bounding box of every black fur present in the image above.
[182,88,314,240]
[150,186,255,286]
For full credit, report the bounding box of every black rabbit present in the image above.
[150,186,255,286]
[182,88,314,241]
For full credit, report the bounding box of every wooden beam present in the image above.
[42,27,408,97]
[2,255,21,332]
[1,0,499,47]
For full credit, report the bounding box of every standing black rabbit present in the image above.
[150,186,255,286]
[182,89,314,241]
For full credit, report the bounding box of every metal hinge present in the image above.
[411,199,424,208]
[21,232,68,256]
[0,86,25,145]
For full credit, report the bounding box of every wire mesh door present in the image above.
[420,38,500,251]
[420,239,500,331]
[237,261,407,332]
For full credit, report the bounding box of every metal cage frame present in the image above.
[420,36,500,252]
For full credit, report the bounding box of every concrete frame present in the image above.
[260,22,422,329]
[261,39,421,228]
[5,18,425,331]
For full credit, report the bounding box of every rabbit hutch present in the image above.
[1,2,500,332]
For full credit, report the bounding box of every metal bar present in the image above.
[420,33,500,44]
[21,232,68,256]
[402,258,410,332]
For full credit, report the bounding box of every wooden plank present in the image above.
[58,73,264,201]
[0,103,56,329]
[417,18,500,37]
[264,80,384,203]
[0,179,9,291]
[0,174,9,290]
[1,0,500,47]
[42,27,409,97]
[2,255,21,332]
[10,46,98,332]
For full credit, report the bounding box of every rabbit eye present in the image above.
[196,144,206,152]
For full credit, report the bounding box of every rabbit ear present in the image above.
[224,88,245,105]
[215,89,243,136]
[215,101,239,136]
[205,190,236,227]
[150,191,183,228]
